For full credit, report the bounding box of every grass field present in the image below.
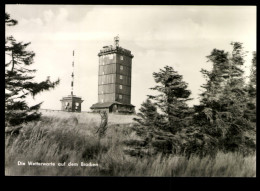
[5,111,256,176]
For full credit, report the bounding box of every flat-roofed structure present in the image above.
[91,36,135,113]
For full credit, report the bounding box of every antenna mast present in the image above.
[114,35,119,47]
[71,50,75,96]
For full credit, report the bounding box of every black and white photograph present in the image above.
[5,5,256,176]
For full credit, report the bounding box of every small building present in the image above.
[90,36,135,113]
[60,95,84,112]
[90,101,135,114]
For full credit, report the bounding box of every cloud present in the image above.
[56,8,68,21]
[5,5,256,111]
[43,9,54,23]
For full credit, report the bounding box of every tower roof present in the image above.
[98,45,134,58]
[90,101,135,109]
[60,95,84,102]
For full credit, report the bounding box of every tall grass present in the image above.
[5,112,256,176]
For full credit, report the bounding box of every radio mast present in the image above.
[71,50,75,96]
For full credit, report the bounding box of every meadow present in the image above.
[5,110,256,177]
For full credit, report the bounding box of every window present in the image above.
[109,54,113,59]
[102,81,104,84]
[120,56,123,60]
[101,99,104,103]
[65,102,69,109]
[119,95,122,99]
[102,58,104,65]
[119,85,122,89]
[120,75,123,80]
[101,91,103,94]
[102,71,104,75]
[120,65,123,70]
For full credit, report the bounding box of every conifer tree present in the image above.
[129,66,193,156]
[249,51,257,89]
[148,66,192,134]
[133,98,160,127]
[5,13,60,128]
[245,51,256,123]
[194,42,255,154]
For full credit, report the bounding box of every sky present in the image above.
[5,5,256,111]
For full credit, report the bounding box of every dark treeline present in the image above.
[127,42,256,158]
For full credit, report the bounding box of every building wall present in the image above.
[115,74,131,86]
[115,94,131,104]
[117,104,135,113]
[98,84,115,94]
[98,93,115,103]
[116,84,131,95]
[60,97,83,112]
[92,108,110,113]
[115,53,132,104]
[99,53,116,66]
[92,104,135,114]
[98,74,116,85]
[99,64,116,75]
[61,98,73,111]
[98,47,133,105]
[116,64,131,76]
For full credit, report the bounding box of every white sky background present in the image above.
[5,5,256,111]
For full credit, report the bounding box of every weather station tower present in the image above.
[60,50,84,112]
[91,36,135,113]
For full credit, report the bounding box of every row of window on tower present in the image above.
[101,65,124,75]
[100,85,123,95]
[101,75,124,84]
[100,54,124,65]
[101,94,123,103]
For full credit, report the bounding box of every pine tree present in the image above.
[249,51,257,89]
[194,42,255,154]
[194,49,230,127]
[133,98,160,127]
[245,51,256,122]
[5,13,60,129]
[148,65,192,134]
[129,66,193,156]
